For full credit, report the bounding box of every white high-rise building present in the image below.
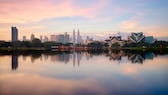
[76,29,83,44]
[40,36,43,42]
[31,34,35,41]
[44,36,48,42]
[64,32,70,43]
[73,29,76,45]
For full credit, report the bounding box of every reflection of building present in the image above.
[72,52,83,67]
[77,52,82,67]
[12,55,18,70]
[128,32,144,43]
[145,52,155,60]
[50,53,70,64]
[11,26,18,42]
[106,50,126,63]
[128,54,144,63]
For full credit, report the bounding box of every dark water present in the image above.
[0,50,168,95]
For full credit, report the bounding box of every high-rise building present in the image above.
[64,32,70,43]
[76,29,83,44]
[50,35,56,42]
[77,29,80,44]
[44,36,48,42]
[73,29,76,45]
[40,36,43,42]
[11,26,18,42]
[57,34,64,43]
[31,34,35,41]
[23,36,26,41]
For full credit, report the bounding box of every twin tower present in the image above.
[73,29,83,45]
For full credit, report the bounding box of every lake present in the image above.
[0,50,168,95]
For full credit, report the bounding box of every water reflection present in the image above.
[6,50,167,71]
[12,55,18,70]
[0,50,168,95]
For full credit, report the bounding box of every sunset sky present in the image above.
[0,0,168,41]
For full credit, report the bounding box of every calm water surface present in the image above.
[0,50,168,95]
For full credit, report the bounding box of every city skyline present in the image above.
[0,0,168,41]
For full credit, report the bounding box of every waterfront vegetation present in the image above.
[0,38,168,51]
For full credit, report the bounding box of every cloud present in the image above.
[0,0,108,23]
[0,74,106,95]
[121,66,137,75]
[121,20,138,29]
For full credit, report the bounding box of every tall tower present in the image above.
[77,29,80,44]
[11,26,18,42]
[73,29,76,45]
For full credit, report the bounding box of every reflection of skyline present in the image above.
[50,53,70,64]
[12,55,18,70]
[9,51,157,71]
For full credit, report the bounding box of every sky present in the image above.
[0,0,168,41]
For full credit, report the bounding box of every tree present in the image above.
[32,38,42,47]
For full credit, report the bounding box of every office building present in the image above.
[23,36,26,41]
[31,34,35,41]
[44,36,48,42]
[11,26,18,42]
[64,32,70,43]
[76,29,83,44]
[40,36,43,42]
[50,32,70,43]
[50,35,57,42]
[73,29,76,45]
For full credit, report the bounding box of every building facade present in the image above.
[31,34,35,41]
[11,26,18,42]
[128,32,144,43]
[144,36,156,44]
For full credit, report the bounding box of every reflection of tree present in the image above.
[31,53,42,63]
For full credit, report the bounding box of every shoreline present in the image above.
[0,47,167,51]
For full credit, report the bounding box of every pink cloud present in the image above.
[0,0,108,23]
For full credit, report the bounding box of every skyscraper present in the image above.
[50,35,56,42]
[23,36,26,41]
[76,29,83,44]
[77,29,80,44]
[64,32,70,43]
[40,36,43,42]
[31,34,35,41]
[73,29,76,45]
[11,26,18,42]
